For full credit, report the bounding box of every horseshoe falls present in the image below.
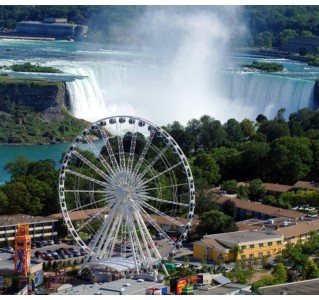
[64,60,317,125]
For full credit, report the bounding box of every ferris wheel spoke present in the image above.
[98,128,120,172]
[133,207,162,260]
[136,182,189,193]
[67,196,116,213]
[88,200,122,258]
[72,150,113,182]
[76,206,111,232]
[117,135,126,172]
[135,143,171,183]
[127,132,138,173]
[82,135,115,175]
[134,202,174,242]
[99,206,123,257]
[137,161,183,187]
[133,129,157,176]
[138,200,185,228]
[125,204,147,266]
[65,169,108,188]
[64,189,106,193]
[136,194,189,207]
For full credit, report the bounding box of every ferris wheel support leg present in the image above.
[161,263,169,276]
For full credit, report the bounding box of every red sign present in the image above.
[176,278,188,295]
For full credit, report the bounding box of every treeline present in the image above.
[245,5,319,48]
[164,107,319,188]
[1,5,319,48]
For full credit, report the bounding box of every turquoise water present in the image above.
[0,144,69,184]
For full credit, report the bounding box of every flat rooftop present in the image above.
[260,278,319,295]
[51,277,165,295]
[0,214,56,227]
[204,230,283,244]
[0,249,41,275]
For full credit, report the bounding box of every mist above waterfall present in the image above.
[67,6,252,125]
[64,7,315,126]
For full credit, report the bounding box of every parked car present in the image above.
[42,241,48,247]
[53,254,61,260]
[31,243,37,249]
[60,253,68,259]
[45,254,54,261]
[68,247,75,252]
[72,250,81,257]
[47,240,54,245]
[36,241,44,248]
[191,264,202,270]
[35,251,45,259]
[80,249,88,255]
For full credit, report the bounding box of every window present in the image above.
[241,245,246,250]
[250,244,255,249]
[267,251,271,256]
[258,252,263,258]
[277,241,282,245]
[268,242,273,247]
[241,255,246,260]
[259,243,264,248]
[249,254,254,259]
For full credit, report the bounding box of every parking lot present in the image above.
[31,241,86,262]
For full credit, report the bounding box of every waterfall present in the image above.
[63,60,316,125]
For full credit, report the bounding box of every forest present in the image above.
[1,5,319,48]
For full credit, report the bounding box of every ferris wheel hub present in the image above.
[114,187,128,201]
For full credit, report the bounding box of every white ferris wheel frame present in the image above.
[58,115,195,274]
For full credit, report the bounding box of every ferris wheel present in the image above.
[58,116,195,275]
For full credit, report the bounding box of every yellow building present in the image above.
[193,230,284,262]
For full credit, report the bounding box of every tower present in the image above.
[14,224,31,277]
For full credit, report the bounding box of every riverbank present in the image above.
[0,35,56,41]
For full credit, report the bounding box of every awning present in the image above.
[86,257,137,272]
[213,274,231,285]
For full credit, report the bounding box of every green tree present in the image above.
[223,118,244,143]
[4,156,31,180]
[220,180,238,194]
[221,198,237,219]
[268,137,313,184]
[248,179,266,201]
[2,181,31,214]
[240,118,255,139]
[302,259,319,279]
[57,218,69,239]
[257,120,290,142]
[192,152,221,189]
[197,210,238,238]
[272,263,287,283]
[278,29,298,48]
[195,191,219,216]
[0,190,9,214]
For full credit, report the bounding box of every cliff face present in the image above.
[0,79,88,144]
[0,80,70,113]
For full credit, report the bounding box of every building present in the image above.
[193,230,284,262]
[282,36,319,54]
[262,183,292,197]
[0,214,57,245]
[292,181,319,191]
[259,278,319,295]
[16,18,88,40]
[215,196,306,220]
